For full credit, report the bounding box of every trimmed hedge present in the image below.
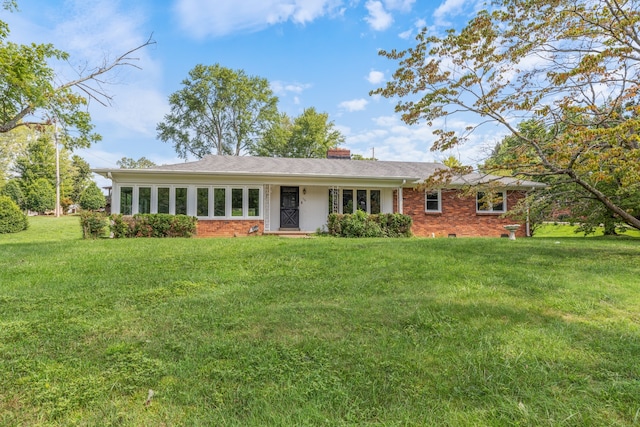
[327,211,412,238]
[80,211,107,239]
[0,196,28,234]
[110,213,197,238]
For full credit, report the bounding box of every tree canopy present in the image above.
[157,64,279,158]
[373,0,640,230]
[0,3,153,149]
[13,134,73,197]
[248,107,345,158]
[116,156,157,169]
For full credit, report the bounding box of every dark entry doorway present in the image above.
[280,186,300,229]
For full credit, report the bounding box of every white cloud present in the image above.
[399,17,426,40]
[383,0,415,12]
[342,112,499,166]
[433,0,467,19]
[399,29,413,39]
[175,0,344,38]
[366,70,385,84]
[339,99,369,112]
[432,0,484,27]
[373,115,399,127]
[271,81,312,96]
[97,87,168,136]
[364,1,393,31]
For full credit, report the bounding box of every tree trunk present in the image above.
[572,172,640,231]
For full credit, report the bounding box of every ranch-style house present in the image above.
[94,149,545,238]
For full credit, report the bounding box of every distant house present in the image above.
[93,150,545,237]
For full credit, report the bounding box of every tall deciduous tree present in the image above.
[248,107,345,158]
[0,126,31,182]
[69,155,92,203]
[25,177,54,214]
[13,134,72,198]
[373,0,640,230]
[0,2,154,149]
[157,64,279,158]
[116,156,157,169]
[485,120,640,235]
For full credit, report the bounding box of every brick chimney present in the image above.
[327,148,351,159]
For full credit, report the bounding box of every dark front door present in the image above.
[280,186,300,229]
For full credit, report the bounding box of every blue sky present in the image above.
[5,0,499,181]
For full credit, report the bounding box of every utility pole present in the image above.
[54,122,60,217]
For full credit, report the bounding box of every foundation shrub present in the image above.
[327,211,412,237]
[376,213,413,237]
[109,214,197,238]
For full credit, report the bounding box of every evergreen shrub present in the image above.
[0,196,28,234]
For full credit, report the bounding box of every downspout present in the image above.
[398,179,406,213]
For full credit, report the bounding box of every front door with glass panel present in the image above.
[280,186,299,229]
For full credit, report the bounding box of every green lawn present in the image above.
[1,216,639,426]
[535,222,640,238]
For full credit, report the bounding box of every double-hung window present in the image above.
[476,191,505,213]
[425,190,441,213]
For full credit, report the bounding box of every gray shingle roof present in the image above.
[148,155,443,179]
[95,155,545,189]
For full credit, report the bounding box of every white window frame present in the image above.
[425,189,441,213]
[116,185,262,219]
[206,185,262,219]
[338,188,382,214]
[476,191,506,213]
[195,187,210,218]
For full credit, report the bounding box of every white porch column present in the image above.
[264,184,271,231]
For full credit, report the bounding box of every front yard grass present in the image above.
[1,216,639,425]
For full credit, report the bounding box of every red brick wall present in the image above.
[397,189,528,237]
[196,220,264,237]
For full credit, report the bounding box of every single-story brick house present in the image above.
[93,150,545,237]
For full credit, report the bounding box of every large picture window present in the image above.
[343,190,354,214]
[138,187,151,214]
[214,188,226,217]
[232,188,243,216]
[175,187,187,215]
[197,188,209,217]
[370,190,381,214]
[248,188,260,217]
[120,187,133,215]
[157,187,170,214]
[476,191,505,213]
[357,190,367,212]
